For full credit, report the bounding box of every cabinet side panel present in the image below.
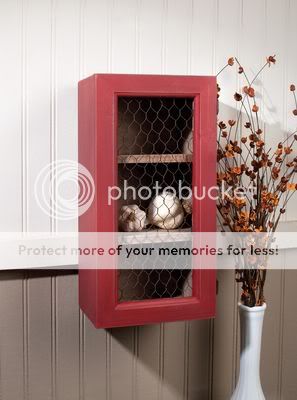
[78,76,98,325]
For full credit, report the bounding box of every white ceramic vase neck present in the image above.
[231,302,266,400]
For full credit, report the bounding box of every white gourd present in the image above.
[119,204,147,232]
[182,130,193,154]
[148,190,184,229]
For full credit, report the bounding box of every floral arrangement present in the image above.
[216,56,297,307]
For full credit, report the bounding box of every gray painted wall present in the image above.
[0,269,296,399]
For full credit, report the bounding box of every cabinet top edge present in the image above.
[79,73,216,83]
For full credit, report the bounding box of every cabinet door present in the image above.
[79,74,217,328]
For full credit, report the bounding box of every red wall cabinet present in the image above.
[78,74,217,328]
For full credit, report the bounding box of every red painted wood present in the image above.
[78,74,217,328]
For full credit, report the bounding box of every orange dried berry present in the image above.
[228,57,234,66]
[231,166,242,175]
[252,104,259,112]
[272,166,280,173]
[218,121,227,129]
[233,197,246,208]
[267,55,276,66]
[243,86,255,98]
[290,84,296,91]
[225,151,234,158]
[241,137,247,144]
[217,172,226,182]
[256,140,265,147]
[234,92,242,101]
[284,147,293,154]
[287,183,297,190]
[250,211,256,221]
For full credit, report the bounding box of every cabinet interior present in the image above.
[117,96,194,302]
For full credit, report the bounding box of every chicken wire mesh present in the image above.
[119,268,192,302]
[117,96,194,301]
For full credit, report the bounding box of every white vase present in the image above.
[231,302,266,400]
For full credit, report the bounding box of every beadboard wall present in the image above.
[0,0,297,399]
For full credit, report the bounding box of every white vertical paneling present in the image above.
[240,0,266,77]
[190,0,217,75]
[284,0,297,221]
[111,0,138,73]
[239,0,266,163]
[284,0,297,136]
[55,0,80,233]
[0,0,22,231]
[138,0,163,74]
[0,5,297,228]
[215,0,241,108]
[26,0,52,232]
[163,0,192,75]
[84,0,110,75]
[263,0,287,132]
